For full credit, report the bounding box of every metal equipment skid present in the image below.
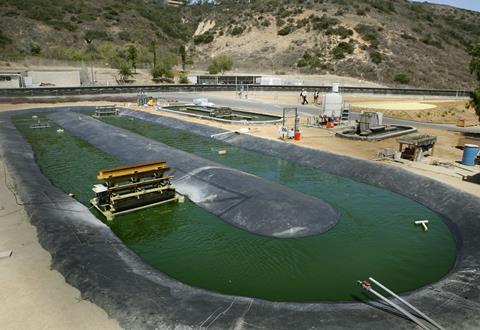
[93,105,119,117]
[90,161,183,220]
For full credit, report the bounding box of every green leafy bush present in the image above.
[394,73,410,84]
[311,14,339,31]
[231,26,245,36]
[297,58,309,67]
[178,72,190,84]
[84,30,110,42]
[208,54,233,74]
[421,35,443,49]
[194,32,214,44]
[331,42,355,59]
[326,26,353,39]
[278,25,293,36]
[30,42,41,55]
[0,30,12,46]
[355,24,380,48]
[369,51,382,64]
[208,64,220,74]
[369,0,396,14]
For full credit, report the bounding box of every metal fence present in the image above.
[0,84,473,98]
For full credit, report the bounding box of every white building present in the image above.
[26,70,81,87]
[0,73,24,88]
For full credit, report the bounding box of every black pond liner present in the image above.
[0,106,479,329]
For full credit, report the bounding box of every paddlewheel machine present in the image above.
[91,161,183,220]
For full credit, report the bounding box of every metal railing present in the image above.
[0,84,473,98]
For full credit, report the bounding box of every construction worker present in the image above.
[313,90,319,104]
[301,89,308,105]
[288,128,295,139]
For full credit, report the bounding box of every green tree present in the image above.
[151,55,176,82]
[208,63,220,74]
[179,45,187,71]
[149,41,157,68]
[468,43,480,116]
[209,54,233,75]
[117,61,133,83]
[178,72,190,84]
[126,45,138,74]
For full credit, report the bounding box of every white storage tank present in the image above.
[322,93,343,117]
[332,83,340,93]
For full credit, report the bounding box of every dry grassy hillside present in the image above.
[0,0,479,88]
[190,0,480,89]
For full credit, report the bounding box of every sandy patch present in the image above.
[0,158,120,330]
[351,101,438,111]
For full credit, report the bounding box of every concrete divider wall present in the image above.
[0,107,479,329]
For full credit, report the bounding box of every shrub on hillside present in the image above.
[355,24,380,48]
[194,32,214,45]
[84,30,110,42]
[0,30,12,47]
[394,73,410,84]
[261,19,271,27]
[370,51,382,64]
[208,54,233,74]
[326,26,353,39]
[231,26,245,36]
[311,14,339,31]
[30,42,41,55]
[369,0,396,14]
[178,72,190,84]
[331,42,355,59]
[421,35,443,49]
[278,25,293,36]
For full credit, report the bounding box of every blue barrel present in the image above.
[462,144,479,166]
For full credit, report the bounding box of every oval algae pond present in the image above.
[13,113,456,302]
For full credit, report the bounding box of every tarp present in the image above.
[49,111,340,238]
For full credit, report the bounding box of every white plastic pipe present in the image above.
[369,277,445,330]
[415,220,429,231]
[210,131,235,138]
[358,281,431,330]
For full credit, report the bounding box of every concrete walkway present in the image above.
[0,158,120,330]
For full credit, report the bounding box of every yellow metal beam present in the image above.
[97,161,170,182]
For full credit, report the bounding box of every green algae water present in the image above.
[13,113,456,302]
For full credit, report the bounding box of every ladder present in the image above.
[341,104,350,122]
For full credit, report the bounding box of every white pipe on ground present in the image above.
[357,281,431,330]
[369,277,445,330]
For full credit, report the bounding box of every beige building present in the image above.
[26,70,81,87]
[0,73,24,88]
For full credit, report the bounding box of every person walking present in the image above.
[301,89,308,105]
[313,90,319,104]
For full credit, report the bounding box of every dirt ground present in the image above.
[353,100,478,125]
[0,157,120,330]
[229,91,476,125]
